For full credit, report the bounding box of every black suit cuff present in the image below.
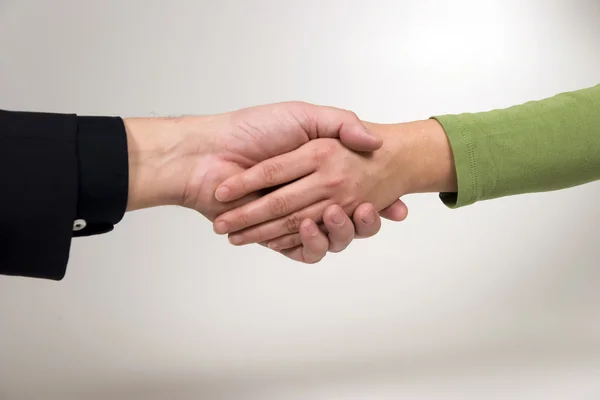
[75,116,129,237]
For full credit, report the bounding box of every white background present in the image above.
[1,1,600,399]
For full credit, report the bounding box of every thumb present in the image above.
[379,199,409,221]
[340,121,382,152]
[305,103,383,152]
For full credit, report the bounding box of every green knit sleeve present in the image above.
[432,84,600,208]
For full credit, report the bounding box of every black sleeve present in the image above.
[0,109,128,281]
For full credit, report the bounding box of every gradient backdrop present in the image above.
[1,1,600,399]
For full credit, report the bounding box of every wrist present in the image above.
[407,119,457,194]
[124,116,195,211]
[371,119,457,196]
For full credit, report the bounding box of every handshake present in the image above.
[125,102,457,263]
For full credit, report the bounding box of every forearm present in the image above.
[433,84,600,207]
[362,119,457,198]
[382,119,457,194]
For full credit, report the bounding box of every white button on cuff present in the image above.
[73,219,87,231]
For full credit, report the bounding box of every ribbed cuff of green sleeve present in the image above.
[430,115,478,208]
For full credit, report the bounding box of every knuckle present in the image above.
[254,228,267,244]
[267,196,288,217]
[237,211,251,227]
[236,176,249,193]
[284,213,302,233]
[324,175,347,190]
[312,141,337,164]
[262,162,283,184]
[341,195,359,209]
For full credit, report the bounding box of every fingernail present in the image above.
[214,221,229,234]
[268,242,279,250]
[305,222,318,236]
[361,209,375,224]
[215,187,230,202]
[331,209,345,225]
[229,235,243,245]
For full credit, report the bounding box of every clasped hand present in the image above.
[126,102,417,263]
[208,110,417,263]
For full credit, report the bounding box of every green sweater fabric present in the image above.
[432,84,600,208]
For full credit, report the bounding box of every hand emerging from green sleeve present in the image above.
[212,119,457,254]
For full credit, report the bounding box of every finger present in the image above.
[207,191,262,222]
[266,233,302,251]
[352,203,382,239]
[258,241,306,263]
[322,205,355,253]
[215,146,316,203]
[258,241,307,261]
[379,199,409,222]
[299,219,329,263]
[227,199,331,245]
[303,103,382,152]
[267,223,328,251]
[278,220,329,264]
[214,175,325,235]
